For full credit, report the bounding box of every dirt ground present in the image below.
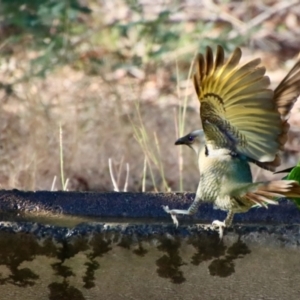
[0,0,299,192]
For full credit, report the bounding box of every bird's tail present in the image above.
[245,180,300,208]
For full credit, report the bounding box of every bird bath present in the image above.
[0,190,299,299]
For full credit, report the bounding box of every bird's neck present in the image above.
[204,144,232,158]
[190,143,202,157]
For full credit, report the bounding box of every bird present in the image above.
[163,45,300,238]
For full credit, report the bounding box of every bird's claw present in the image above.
[162,205,170,213]
[162,205,179,227]
[212,220,226,239]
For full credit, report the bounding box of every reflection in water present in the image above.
[118,235,149,256]
[0,232,53,287]
[132,243,148,256]
[208,238,251,277]
[226,238,251,259]
[83,233,112,288]
[0,229,252,292]
[156,236,186,284]
[48,281,85,300]
[49,237,90,297]
[0,231,115,299]
[188,233,251,277]
[208,258,235,277]
[83,260,99,289]
[189,233,226,265]
[0,227,267,299]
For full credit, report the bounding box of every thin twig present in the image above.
[51,176,57,191]
[176,52,197,191]
[117,156,124,188]
[123,163,130,192]
[59,124,65,190]
[245,0,299,32]
[108,158,119,191]
[180,50,197,136]
[154,131,169,191]
[130,103,158,191]
[142,156,147,192]
[228,0,299,39]
[63,178,69,191]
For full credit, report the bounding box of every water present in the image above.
[0,214,299,299]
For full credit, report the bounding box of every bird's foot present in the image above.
[162,206,179,227]
[212,220,226,239]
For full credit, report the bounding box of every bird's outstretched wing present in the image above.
[274,60,300,118]
[194,46,282,163]
[259,59,300,170]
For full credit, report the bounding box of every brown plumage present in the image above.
[163,46,300,238]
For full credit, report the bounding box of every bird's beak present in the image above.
[174,137,186,145]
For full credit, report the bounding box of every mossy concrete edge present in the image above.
[0,189,300,224]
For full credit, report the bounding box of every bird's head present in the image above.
[175,129,204,155]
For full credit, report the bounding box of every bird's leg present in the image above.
[212,210,234,239]
[163,195,201,227]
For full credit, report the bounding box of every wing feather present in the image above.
[194,46,300,166]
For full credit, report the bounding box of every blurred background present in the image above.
[0,0,299,192]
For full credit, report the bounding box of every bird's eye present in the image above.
[188,135,194,141]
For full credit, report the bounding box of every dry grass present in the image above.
[0,0,300,191]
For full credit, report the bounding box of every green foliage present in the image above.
[284,161,300,208]
[113,10,180,62]
[0,0,259,116]
[2,0,91,40]
[1,0,91,78]
[0,0,249,92]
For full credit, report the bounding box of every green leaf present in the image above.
[283,163,300,208]
[286,166,300,183]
